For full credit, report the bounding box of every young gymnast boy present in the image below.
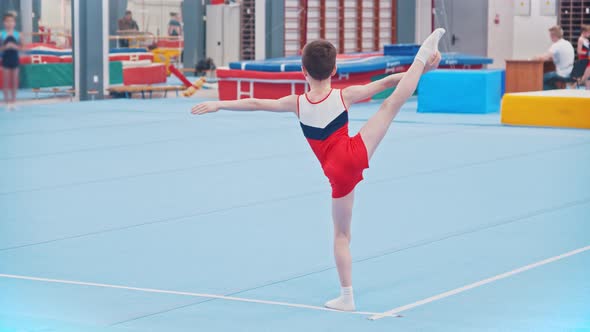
[192,29,445,311]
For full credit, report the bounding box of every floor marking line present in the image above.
[369,245,590,320]
[0,119,180,138]
[0,151,304,196]
[0,273,380,317]
[0,121,295,161]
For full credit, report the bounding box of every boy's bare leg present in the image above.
[3,70,10,110]
[11,68,19,104]
[360,28,445,160]
[325,190,356,311]
[332,190,354,287]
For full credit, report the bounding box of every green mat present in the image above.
[371,73,419,100]
[20,62,123,89]
[371,73,396,100]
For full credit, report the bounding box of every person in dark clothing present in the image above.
[117,10,139,48]
[168,12,182,37]
[1,13,20,111]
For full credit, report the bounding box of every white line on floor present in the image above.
[0,273,381,317]
[369,244,590,320]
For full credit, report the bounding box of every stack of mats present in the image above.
[384,44,421,56]
[123,63,167,85]
[0,45,162,88]
[108,48,167,85]
[501,90,590,129]
[218,52,493,100]
[20,44,71,64]
[17,46,152,64]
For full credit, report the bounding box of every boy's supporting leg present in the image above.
[332,190,354,287]
[325,190,356,311]
[359,28,444,160]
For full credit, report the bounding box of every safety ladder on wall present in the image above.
[284,0,396,56]
[559,0,590,52]
[284,0,307,55]
[241,0,256,60]
[347,0,396,53]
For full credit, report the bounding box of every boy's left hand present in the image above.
[423,51,441,73]
[191,101,219,115]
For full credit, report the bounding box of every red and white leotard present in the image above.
[298,89,369,198]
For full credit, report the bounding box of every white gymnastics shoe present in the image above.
[415,28,446,65]
[324,286,356,311]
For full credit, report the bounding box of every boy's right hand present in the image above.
[191,101,219,115]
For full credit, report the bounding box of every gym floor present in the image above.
[1,97,589,331]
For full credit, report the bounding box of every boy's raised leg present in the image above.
[359,28,445,160]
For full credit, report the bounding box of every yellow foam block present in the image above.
[501,90,590,129]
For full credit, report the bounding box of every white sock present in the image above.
[415,28,446,65]
[324,286,355,311]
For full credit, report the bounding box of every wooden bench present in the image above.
[107,85,185,99]
[31,87,75,99]
[149,85,185,97]
[87,89,99,101]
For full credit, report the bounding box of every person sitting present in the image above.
[533,26,575,90]
[117,10,139,48]
[168,12,182,37]
[577,24,590,89]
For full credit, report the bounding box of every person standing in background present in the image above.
[534,26,575,90]
[1,13,21,111]
[168,12,182,37]
[576,25,590,89]
[117,10,139,48]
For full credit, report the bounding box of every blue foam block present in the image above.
[439,53,494,66]
[418,69,504,114]
[384,44,420,56]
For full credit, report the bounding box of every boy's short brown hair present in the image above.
[3,12,15,21]
[582,24,590,33]
[302,40,337,80]
[549,25,563,39]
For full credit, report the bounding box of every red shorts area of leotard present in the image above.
[321,133,369,198]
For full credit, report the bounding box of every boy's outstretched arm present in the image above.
[340,73,405,107]
[191,95,298,115]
